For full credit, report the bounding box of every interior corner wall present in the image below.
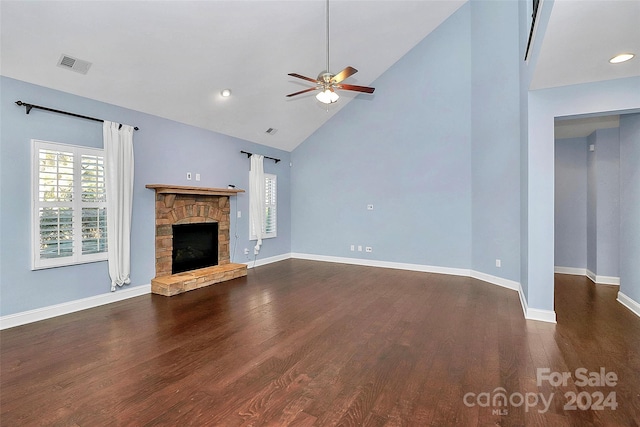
[554,137,587,269]
[555,131,620,277]
[518,0,555,301]
[470,0,521,283]
[619,113,640,303]
[290,3,472,269]
[586,132,598,273]
[526,76,640,311]
[0,76,291,317]
[592,128,620,278]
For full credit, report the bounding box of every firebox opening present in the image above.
[172,222,218,274]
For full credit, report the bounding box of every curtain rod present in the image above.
[15,101,139,131]
[240,150,280,163]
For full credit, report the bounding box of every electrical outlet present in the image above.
[350,244,355,251]
[237,211,242,218]
[358,245,363,252]
[367,204,374,210]
[244,248,249,255]
[365,247,373,253]
[186,172,192,180]
[195,173,201,181]
[496,259,501,268]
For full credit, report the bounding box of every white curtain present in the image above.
[104,121,134,291]
[249,154,265,254]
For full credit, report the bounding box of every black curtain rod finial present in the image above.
[16,101,33,114]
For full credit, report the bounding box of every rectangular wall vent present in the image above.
[57,54,92,75]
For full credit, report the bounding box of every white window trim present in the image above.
[249,173,277,240]
[31,139,108,270]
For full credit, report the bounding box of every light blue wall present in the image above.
[526,76,640,310]
[291,0,526,283]
[470,0,521,282]
[291,3,472,268]
[0,76,291,316]
[587,132,598,273]
[554,137,587,269]
[619,113,640,303]
[518,0,555,300]
[585,128,620,277]
[556,129,622,279]
[593,128,620,277]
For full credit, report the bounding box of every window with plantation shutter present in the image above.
[264,174,277,236]
[32,140,108,269]
[250,173,277,240]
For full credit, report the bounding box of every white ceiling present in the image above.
[530,0,640,90]
[1,1,638,151]
[555,114,620,140]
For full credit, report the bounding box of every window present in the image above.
[31,140,107,269]
[250,173,277,240]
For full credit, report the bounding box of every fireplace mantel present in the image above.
[146,184,244,197]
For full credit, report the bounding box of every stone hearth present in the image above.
[146,184,247,296]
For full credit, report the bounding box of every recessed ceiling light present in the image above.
[609,53,635,64]
[221,89,232,97]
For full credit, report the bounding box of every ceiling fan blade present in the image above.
[337,83,375,94]
[288,73,319,83]
[331,66,358,84]
[286,87,318,97]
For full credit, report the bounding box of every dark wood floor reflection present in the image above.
[1,260,639,426]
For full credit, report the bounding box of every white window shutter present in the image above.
[32,140,108,269]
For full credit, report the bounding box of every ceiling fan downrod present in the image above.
[324,0,330,75]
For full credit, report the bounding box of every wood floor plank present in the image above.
[1,260,639,426]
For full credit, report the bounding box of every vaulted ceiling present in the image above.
[1,1,638,151]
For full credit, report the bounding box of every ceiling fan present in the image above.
[286,0,375,104]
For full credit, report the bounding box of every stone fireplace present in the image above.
[146,184,247,296]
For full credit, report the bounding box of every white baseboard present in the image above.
[243,253,292,269]
[587,269,620,285]
[516,283,557,323]
[0,284,151,330]
[556,266,620,286]
[290,252,471,277]
[617,292,640,318]
[526,307,558,323]
[554,266,587,276]
[470,270,520,291]
[594,274,620,286]
[291,252,556,323]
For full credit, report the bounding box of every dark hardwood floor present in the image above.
[1,260,639,426]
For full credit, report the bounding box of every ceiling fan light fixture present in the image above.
[221,89,232,97]
[609,53,634,64]
[316,89,339,104]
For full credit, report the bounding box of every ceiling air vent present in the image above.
[265,128,277,135]
[57,54,92,75]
